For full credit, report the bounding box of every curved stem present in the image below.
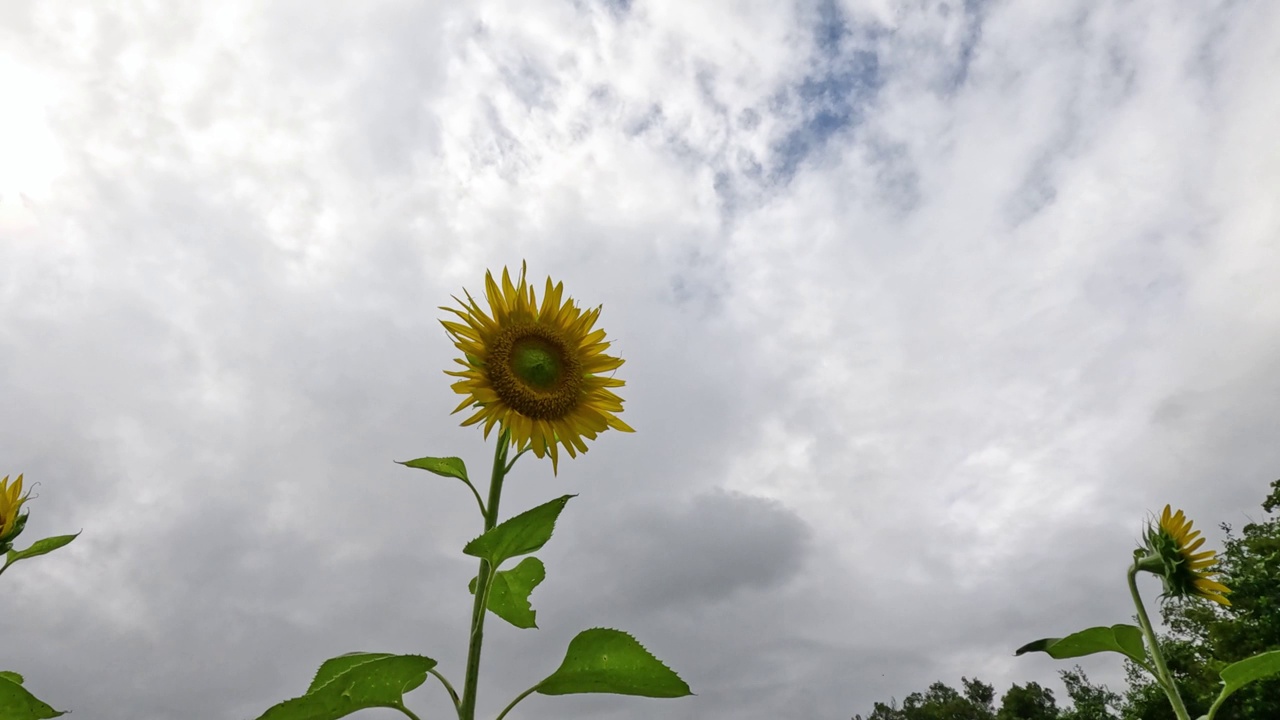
[462,479,487,520]
[503,446,530,475]
[494,684,540,720]
[1129,563,1191,720]
[458,430,511,720]
[396,704,424,720]
[429,668,461,713]
[1204,687,1230,720]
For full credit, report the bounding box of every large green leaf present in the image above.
[463,495,574,569]
[536,628,692,698]
[254,653,435,720]
[0,675,65,719]
[469,557,545,629]
[1211,649,1280,710]
[4,534,80,568]
[1015,625,1147,666]
[396,456,469,483]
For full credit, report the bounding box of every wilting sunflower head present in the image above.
[1135,504,1231,606]
[440,262,634,473]
[0,473,32,545]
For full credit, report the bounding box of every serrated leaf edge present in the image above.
[396,456,468,480]
[539,627,693,698]
[463,494,576,565]
[565,627,686,679]
[307,652,393,694]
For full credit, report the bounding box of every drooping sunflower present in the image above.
[440,262,633,473]
[0,473,31,544]
[1136,504,1231,606]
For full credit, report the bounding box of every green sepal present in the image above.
[0,511,28,544]
[253,653,436,720]
[3,533,80,571]
[0,673,66,719]
[463,495,574,570]
[536,628,692,698]
[1211,649,1280,712]
[1015,624,1147,666]
[469,557,545,629]
[396,456,469,483]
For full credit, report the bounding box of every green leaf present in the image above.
[0,672,22,685]
[1212,649,1280,708]
[0,675,66,719]
[463,495,574,570]
[5,533,80,566]
[305,653,398,694]
[396,456,469,483]
[1015,625,1147,666]
[254,653,436,720]
[536,628,692,698]
[469,557,546,629]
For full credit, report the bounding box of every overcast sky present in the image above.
[2,1,1278,719]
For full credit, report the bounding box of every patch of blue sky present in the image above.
[595,0,631,17]
[938,0,986,95]
[770,1,885,182]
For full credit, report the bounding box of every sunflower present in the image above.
[1136,504,1231,606]
[0,474,31,544]
[440,262,633,473]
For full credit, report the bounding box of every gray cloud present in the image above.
[567,490,812,613]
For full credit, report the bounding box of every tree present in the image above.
[858,698,907,720]
[1059,666,1121,720]
[856,678,996,720]
[900,678,996,720]
[996,681,1059,720]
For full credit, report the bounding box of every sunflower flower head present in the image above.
[1135,504,1231,606]
[440,262,634,473]
[0,474,32,547]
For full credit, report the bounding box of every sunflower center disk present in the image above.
[489,324,584,420]
[512,339,562,389]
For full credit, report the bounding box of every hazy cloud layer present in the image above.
[2,1,1278,719]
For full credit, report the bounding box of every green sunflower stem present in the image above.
[1128,563,1192,720]
[494,684,539,720]
[459,429,512,720]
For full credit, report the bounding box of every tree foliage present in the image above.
[996,681,1059,720]
[855,677,996,720]
[1059,666,1121,720]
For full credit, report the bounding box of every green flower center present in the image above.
[487,323,584,420]
[512,339,561,389]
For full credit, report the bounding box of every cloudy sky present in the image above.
[3,1,1278,718]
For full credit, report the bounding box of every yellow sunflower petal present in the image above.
[440,263,632,473]
[1143,505,1232,607]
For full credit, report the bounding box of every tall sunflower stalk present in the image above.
[1017,504,1280,720]
[253,263,690,720]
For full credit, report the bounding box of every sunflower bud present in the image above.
[0,474,33,548]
